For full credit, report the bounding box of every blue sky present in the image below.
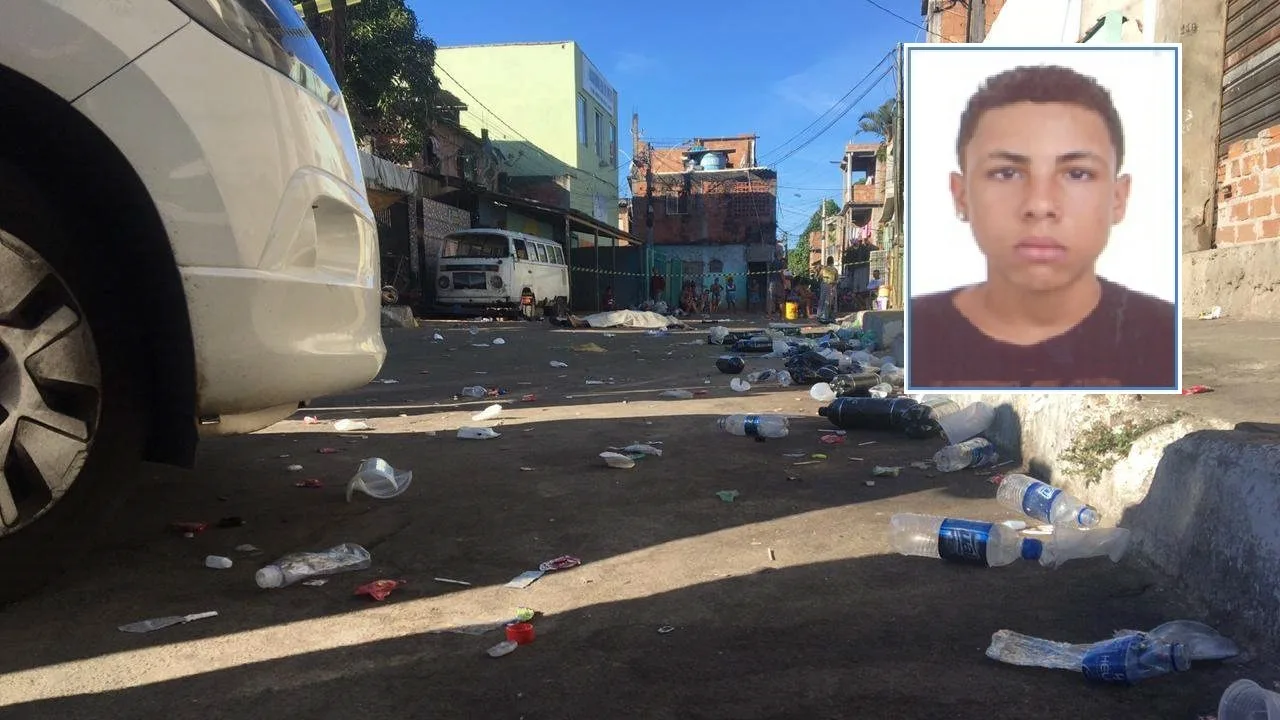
[408,0,928,242]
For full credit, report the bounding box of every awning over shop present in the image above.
[481,191,643,247]
[360,150,421,213]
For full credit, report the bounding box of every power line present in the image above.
[860,0,949,41]
[759,48,896,166]
[769,64,896,168]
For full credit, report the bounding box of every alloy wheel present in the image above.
[0,230,101,537]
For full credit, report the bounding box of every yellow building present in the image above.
[434,41,620,227]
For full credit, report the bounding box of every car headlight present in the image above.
[168,0,343,110]
[489,275,504,289]
[438,276,450,289]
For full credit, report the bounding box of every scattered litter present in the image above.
[169,521,208,537]
[1199,306,1223,320]
[539,555,582,572]
[487,640,519,658]
[1183,385,1214,395]
[506,622,537,645]
[255,543,371,589]
[585,379,606,385]
[371,379,399,384]
[471,404,503,421]
[716,490,740,502]
[549,361,569,368]
[521,393,537,401]
[119,611,218,634]
[433,332,444,341]
[205,555,233,569]
[792,460,822,466]
[659,389,694,399]
[235,544,261,554]
[493,338,506,345]
[782,451,806,458]
[472,343,491,348]
[621,443,662,457]
[334,419,372,432]
[572,342,607,353]
[279,454,290,458]
[857,441,878,446]
[819,434,845,445]
[434,577,472,586]
[295,478,323,489]
[730,378,751,392]
[302,579,328,587]
[872,466,902,477]
[658,625,676,634]
[910,461,931,470]
[355,579,405,601]
[767,547,776,561]
[318,447,340,454]
[847,456,863,462]
[865,480,876,487]
[458,427,501,440]
[985,627,1219,684]
[505,570,545,589]
[347,458,412,501]
[812,453,827,460]
[286,464,304,472]
[600,452,635,469]
[303,416,321,424]
[520,466,535,471]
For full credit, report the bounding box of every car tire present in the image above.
[0,159,144,604]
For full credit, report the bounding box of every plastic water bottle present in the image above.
[775,370,794,386]
[461,385,487,398]
[995,473,1101,528]
[255,543,372,589]
[745,369,776,383]
[878,362,904,386]
[888,513,1041,567]
[717,414,789,439]
[985,629,1190,684]
[1038,525,1132,568]
[933,437,999,472]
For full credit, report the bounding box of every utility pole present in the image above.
[967,0,987,43]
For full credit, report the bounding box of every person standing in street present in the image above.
[819,256,839,322]
[724,274,737,311]
[649,266,666,307]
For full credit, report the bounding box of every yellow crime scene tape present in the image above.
[566,261,872,279]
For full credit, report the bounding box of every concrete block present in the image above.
[1183,240,1280,320]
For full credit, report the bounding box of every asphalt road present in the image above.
[0,316,1249,719]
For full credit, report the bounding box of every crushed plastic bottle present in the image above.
[461,386,488,398]
[255,543,372,589]
[457,427,501,440]
[868,382,893,398]
[347,458,413,501]
[775,370,794,386]
[994,473,1101,528]
[936,401,995,444]
[889,513,1040,567]
[1037,525,1131,568]
[745,369,777,383]
[1113,620,1240,661]
[809,383,837,402]
[933,437,999,472]
[718,414,789,439]
[985,629,1190,684]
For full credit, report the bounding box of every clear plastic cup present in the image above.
[1219,679,1280,720]
[936,401,994,444]
[346,458,413,502]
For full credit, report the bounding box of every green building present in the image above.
[434,41,620,228]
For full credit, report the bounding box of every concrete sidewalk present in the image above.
[935,317,1280,657]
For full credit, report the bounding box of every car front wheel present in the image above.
[0,160,142,602]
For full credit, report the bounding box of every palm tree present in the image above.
[857,99,897,142]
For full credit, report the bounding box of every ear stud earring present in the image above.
[957,211,968,221]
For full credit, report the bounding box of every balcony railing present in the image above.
[850,183,881,205]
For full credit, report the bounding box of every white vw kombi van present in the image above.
[436,229,571,319]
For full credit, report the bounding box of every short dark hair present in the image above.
[955,65,1125,172]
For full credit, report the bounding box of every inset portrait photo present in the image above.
[902,44,1181,393]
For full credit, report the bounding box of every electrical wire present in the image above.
[769,64,895,168]
[758,48,896,166]
[860,0,950,41]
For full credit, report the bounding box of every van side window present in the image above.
[551,245,564,265]
[533,244,548,263]
[513,238,529,260]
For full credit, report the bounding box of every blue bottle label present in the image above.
[966,441,999,469]
[1021,482,1062,523]
[1080,635,1141,684]
[743,416,761,437]
[937,519,992,566]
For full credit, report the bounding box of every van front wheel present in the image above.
[520,295,537,321]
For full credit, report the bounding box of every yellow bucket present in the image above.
[784,301,800,320]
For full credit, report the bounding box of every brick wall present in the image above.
[934,0,1006,42]
[1216,124,1280,247]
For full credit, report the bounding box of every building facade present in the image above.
[433,41,620,227]
[627,128,779,310]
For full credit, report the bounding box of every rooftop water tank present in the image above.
[699,151,727,171]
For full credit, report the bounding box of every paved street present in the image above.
[0,318,1244,719]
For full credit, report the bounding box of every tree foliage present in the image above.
[788,198,839,279]
[308,0,440,163]
[857,99,897,142]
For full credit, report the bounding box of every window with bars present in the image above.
[728,193,771,217]
[665,194,689,215]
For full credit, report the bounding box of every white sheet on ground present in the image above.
[582,310,680,329]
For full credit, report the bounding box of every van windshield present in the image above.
[442,233,511,258]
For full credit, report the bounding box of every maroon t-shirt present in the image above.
[908,278,1176,389]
